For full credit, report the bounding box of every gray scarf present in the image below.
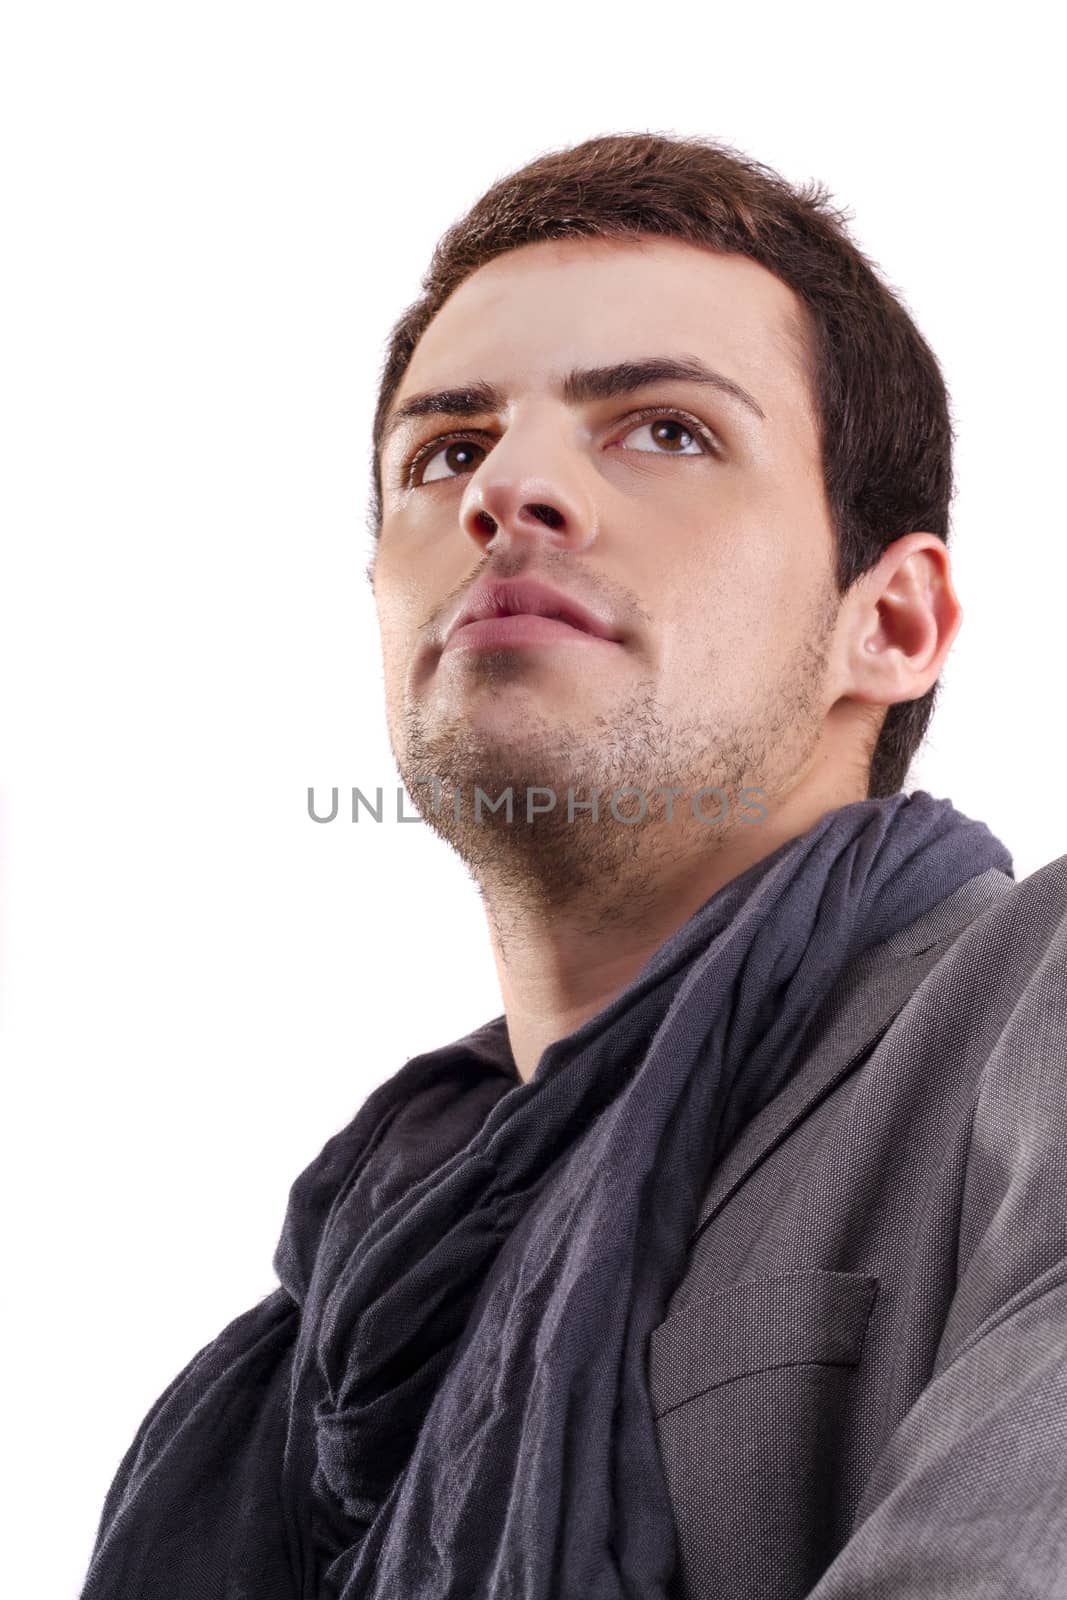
[271,790,1012,1598]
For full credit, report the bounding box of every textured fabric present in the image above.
[80,791,1014,1599]
[651,853,1067,1600]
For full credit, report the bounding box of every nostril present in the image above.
[474,510,497,536]
[526,504,564,530]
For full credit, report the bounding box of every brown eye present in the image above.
[418,438,488,484]
[620,417,703,455]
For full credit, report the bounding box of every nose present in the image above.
[457,415,599,557]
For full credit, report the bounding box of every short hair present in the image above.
[368,131,956,798]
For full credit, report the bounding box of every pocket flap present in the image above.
[649,1268,879,1419]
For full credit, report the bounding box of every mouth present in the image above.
[441,576,623,655]
[440,611,620,654]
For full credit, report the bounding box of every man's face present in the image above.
[372,235,844,899]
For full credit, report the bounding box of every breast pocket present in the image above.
[649,1269,879,1600]
[650,1268,878,1417]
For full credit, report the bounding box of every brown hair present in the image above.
[368,131,956,799]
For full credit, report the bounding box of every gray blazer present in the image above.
[649,856,1067,1599]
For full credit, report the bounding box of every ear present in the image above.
[840,533,963,709]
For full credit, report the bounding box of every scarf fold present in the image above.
[268,790,1012,1599]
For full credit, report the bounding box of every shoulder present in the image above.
[944,853,1067,1331]
[935,850,1067,1125]
[1000,848,1067,932]
[931,850,1067,1024]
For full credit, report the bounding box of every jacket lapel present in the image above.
[691,866,1016,1243]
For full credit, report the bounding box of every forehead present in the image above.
[395,235,813,420]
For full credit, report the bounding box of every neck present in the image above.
[487,769,868,1083]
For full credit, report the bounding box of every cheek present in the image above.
[674,495,806,630]
[374,542,431,633]
[652,552,792,701]
[376,516,467,624]
[373,596,416,698]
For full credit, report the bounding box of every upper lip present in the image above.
[444,578,622,646]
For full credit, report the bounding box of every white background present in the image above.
[1,3,1063,1594]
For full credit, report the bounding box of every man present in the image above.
[82,133,1067,1600]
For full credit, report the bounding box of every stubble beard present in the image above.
[392,627,832,938]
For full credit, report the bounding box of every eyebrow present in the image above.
[381,354,766,446]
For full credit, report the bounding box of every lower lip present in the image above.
[442,614,617,653]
